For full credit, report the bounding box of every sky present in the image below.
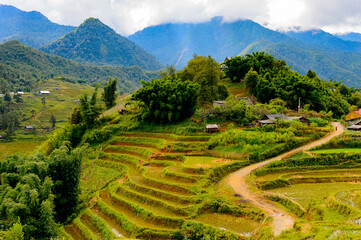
[1,0,361,36]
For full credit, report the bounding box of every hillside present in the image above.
[336,32,361,42]
[0,41,158,93]
[0,4,74,48]
[40,18,162,71]
[129,17,361,88]
[284,29,361,53]
[128,17,299,67]
[240,40,361,87]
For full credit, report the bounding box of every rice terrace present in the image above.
[4,2,361,239]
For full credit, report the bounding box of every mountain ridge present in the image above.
[40,17,162,71]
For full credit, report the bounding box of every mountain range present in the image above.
[0,4,75,48]
[3,5,361,88]
[0,40,157,93]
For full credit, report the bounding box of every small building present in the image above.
[347,125,361,131]
[25,125,34,131]
[258,114,310,126]
[9,92,14,95]
[39,91,51,95]
[346,109,361,125]
[17,91,24,95]
[205,124,220,133]
[213,101,226,107]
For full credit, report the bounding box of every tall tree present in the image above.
[50,114,56,129]
[79,85,102,128]
[102,78,118,109]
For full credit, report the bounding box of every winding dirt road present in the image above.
[225,122,344,236]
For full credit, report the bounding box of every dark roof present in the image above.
[262,114,288,121]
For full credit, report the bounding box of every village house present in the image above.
[39,91,51,95]
[205,124,220,133]
[346,109,361,126]
[213,101,226,107]
[25,125,34,131]
[258,114,310,126]
[17,91,24,95]
[347,119,361,131]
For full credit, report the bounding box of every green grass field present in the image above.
[0,139,44,159]
[310,148,361,154]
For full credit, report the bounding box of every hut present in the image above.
[39,91,51,95]
[25,125,34,131]
[213,101,226,107]
[205,124,220,133]
[346,109,361,125]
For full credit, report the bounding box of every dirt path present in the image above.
[225,122,344,236]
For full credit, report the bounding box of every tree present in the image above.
[41,95,46,106]
[244,68,259,96]
[13,94,23,103]
[132,78,199,123]
[50,114,56,129]
[79,85,102,128]
[178,55,229,103]
[4,92,11,103]
[102,78,118,109]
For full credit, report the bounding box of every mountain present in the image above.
[129,17,361,87]
[40,18,162,71]
[240,40,361,87]
[284,29,361,52]
[128,17,303,67]
[0,41,158,93]
[0,4,75,48]
[335,32,361,42]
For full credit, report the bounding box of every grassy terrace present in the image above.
[65,132,263,239]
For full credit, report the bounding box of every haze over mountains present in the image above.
[0,4,75,48]
[3,4,361,88]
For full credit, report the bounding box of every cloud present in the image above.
[0,0,361,35]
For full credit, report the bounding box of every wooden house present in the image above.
[258,114,310,126]
[205,124,220,133]
[213,101,226,107]
[346,109,361,125]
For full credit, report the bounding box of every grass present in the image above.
[193,213,260,234]
[268,182,361,208]
[182,156,233,169]
[0,139,44,159]
[311,148,361,154]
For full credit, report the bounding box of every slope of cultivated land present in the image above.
[64,132,266,239]
[245,125,361,238]
[224,122,344,236]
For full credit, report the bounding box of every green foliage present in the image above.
[48,145,83,223]
[179,221,240,240]
[0,41,157,93]
[5,218,24,240]
[40,18,162,71]
[132,78,199,123]
[0,99,20,138]
[79,86,102,128]
[102,78,118,109]
[224,51,355,117]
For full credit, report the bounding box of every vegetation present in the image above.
[0,41,158,93]
[224,52,358,117]
[102,78,118,109]
[132,78,199,123]
[40,18,162,71]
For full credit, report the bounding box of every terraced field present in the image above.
[64,132,263,239]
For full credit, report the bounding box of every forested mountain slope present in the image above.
[0,5,74,48]
[0,41,157,93]
[40,18,162,71]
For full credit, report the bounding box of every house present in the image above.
[17,91,24,95]
[237,97,253,106]
[25,125,34,131]
[9,92,14,95]
[346,120,361,131]
[205,124,220,133]
[258,114,310,126]
[213,101,226,107]
[346,109,361,125]
[39,91,51,95]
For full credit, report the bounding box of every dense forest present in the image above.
[224,52,360,118]
[40,18,162,71]
[0,41,158,93]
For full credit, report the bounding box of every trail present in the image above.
[224,122,344,236]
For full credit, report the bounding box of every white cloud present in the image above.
[1,0,361,35]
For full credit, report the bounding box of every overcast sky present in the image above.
[1,0,361,36]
